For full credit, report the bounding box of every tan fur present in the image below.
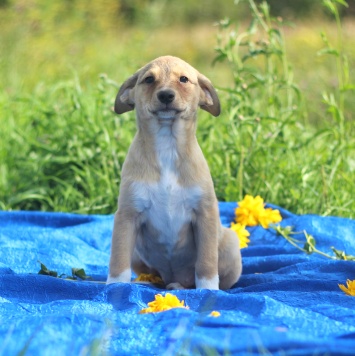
[107,56,242,289]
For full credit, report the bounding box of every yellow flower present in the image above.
[235,195,282,228]
[339,279,355,296]
[230,222,250,249]
[235,195,265,226]
[134,273,164,285]
[140,293,188,314]
[209,311,221,317]
[258,207,282,229]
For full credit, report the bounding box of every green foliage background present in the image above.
[0,0,354,217]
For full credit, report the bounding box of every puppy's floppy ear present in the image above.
[114,73,139,114]
[198,73,221,117]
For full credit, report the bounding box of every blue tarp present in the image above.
[1,202,355,355]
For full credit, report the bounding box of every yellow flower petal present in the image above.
[235,207,259,226]
[235,195,282,229]
[230,222,250,249]
[258,208,282,229]
[139,293,188,314]
[339,279,355,296]
[134,273,164,284]
[209,311,221,317]
[235,195,265,227]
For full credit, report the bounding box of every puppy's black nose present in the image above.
[157,90,175,104]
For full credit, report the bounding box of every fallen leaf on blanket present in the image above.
[72,268,92,280]
[134,273,164,284]
[139,293,188,314]
[37,261,92,281]
[37,261,58,277]
[338,279,355,296]
[230,222,250,248]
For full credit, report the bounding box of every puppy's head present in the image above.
[114,56,220,123]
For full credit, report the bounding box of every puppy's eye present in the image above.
[180,76,189,83]
[144,76,155,84]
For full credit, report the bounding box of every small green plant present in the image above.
[0,75,129,214]
[272,225,355,261]
[202,0,354,216]
[212,0,305,205]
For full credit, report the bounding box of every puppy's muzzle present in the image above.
[154,89,182,121]
[157,89,175,104]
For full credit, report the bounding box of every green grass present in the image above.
[0,0,354,217]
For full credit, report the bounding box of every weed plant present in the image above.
[0,0,354,217]
[203,0,354,216]
[0,75,129,213]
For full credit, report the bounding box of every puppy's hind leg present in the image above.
[218,227,242,290]
[132,249,151,276]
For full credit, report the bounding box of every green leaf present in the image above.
[317,48,339,57]
[38,261,58,277]
[306,234,316,246]
[341,84,355,92]
[274,225,293,237]
[333,0,348,7]
[303,243,314,254]
[323,0,338,15]
[247,18,257,34]
[290,189,301,200]
[269,28,281,40]
[303,233,316,253]
[331,247,347,259]
[217,17,231,29]
[259,1,270,18]
[72,268,92,280]
[212,53,227,65]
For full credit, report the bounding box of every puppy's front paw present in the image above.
[166,282,186,290]
[195,274,219,290]
[106,269,132,284]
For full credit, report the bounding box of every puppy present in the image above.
[107,56,242,290]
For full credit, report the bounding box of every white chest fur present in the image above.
[131,125,202,254]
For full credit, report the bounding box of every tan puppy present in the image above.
[107,56,242,290]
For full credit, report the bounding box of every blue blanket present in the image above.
[1,203,355,355]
